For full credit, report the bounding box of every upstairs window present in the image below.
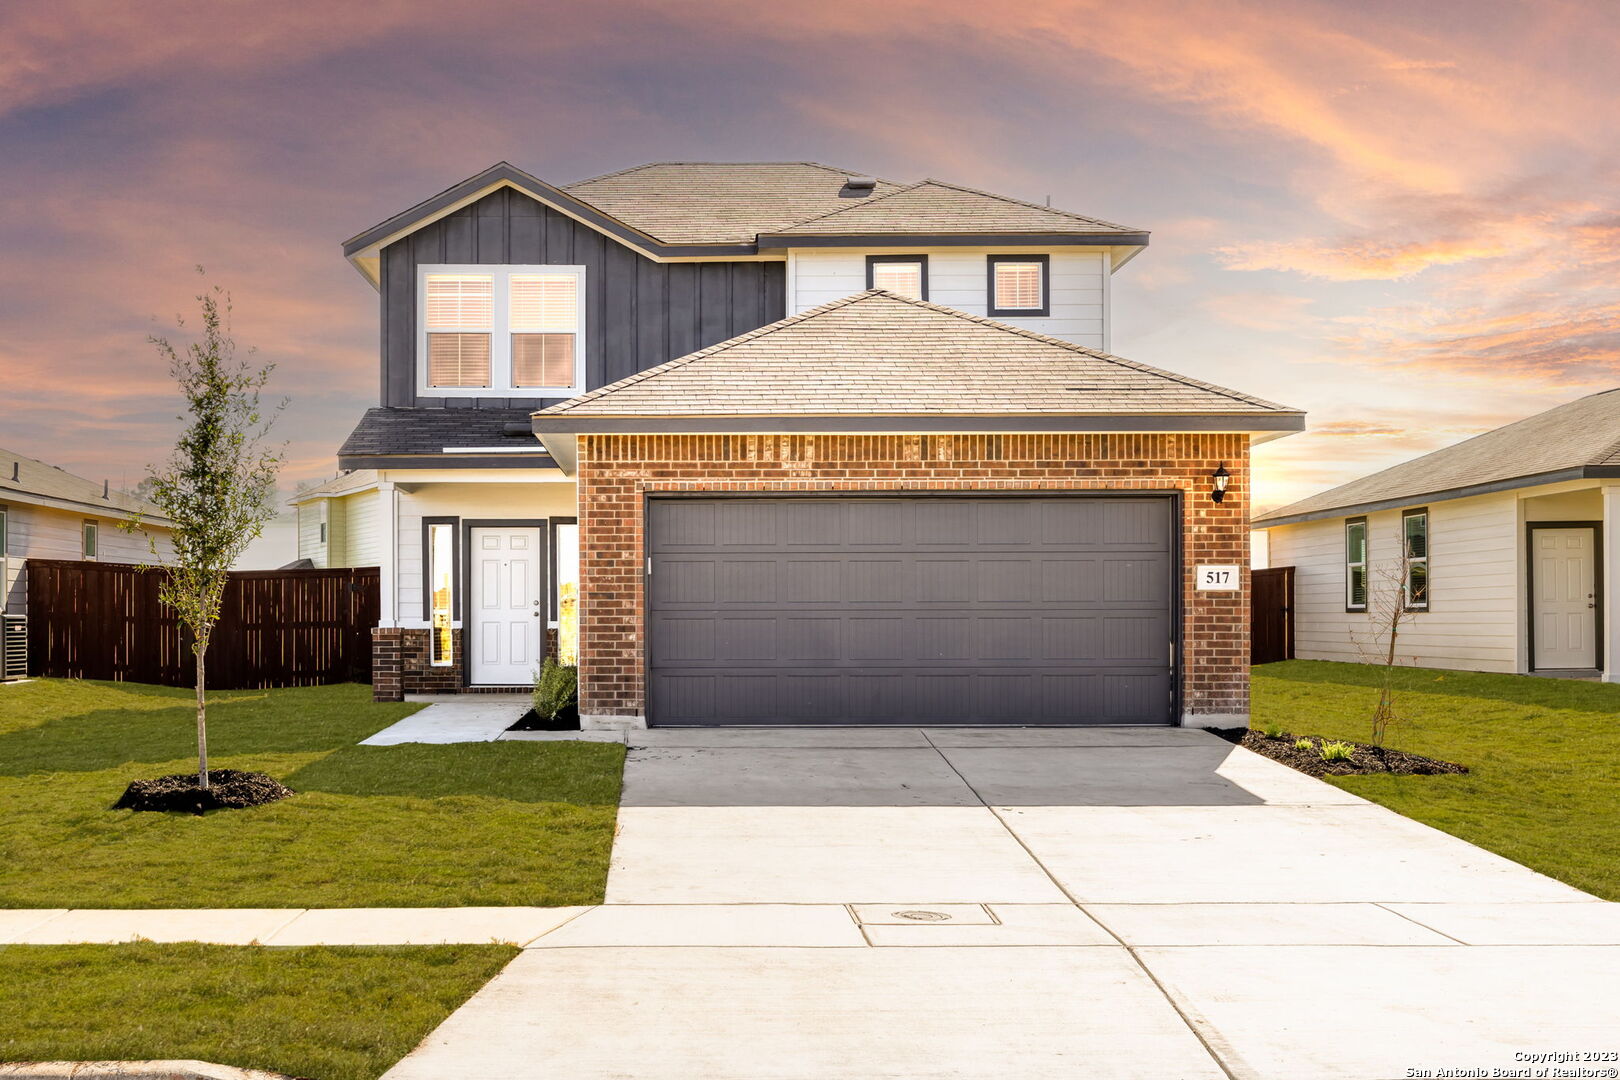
[424,273,493,388]
[1345,518,1367,612]
[866,255,928,300]
[1403,509,1429,611]
[420,266,584,395]
[988,254,1050,317]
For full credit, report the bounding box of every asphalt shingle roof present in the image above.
[771,179,1141,238]
[0,447,165,520]
[1254,389,1620,525]
[337,408,546,458]
[563,162,908,245]
[560,162,1145,246]
[540,290,1297,419]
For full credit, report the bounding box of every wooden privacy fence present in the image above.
[1251,565,1295,665]
[26,560,379,689]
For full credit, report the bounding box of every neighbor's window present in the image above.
[420,266,584,395]
[987,254,1049,317]
[552,520,579,666]
[866,255,928,300]
[82,521,98,561]
[428,521,455,667]
[1403,509,1429,611]
[1345,518,1367,611]
[0,506,7,555]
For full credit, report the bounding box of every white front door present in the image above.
[470,526,543,685]
[1532,527,1597,669]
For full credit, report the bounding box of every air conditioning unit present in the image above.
[1,615,25,681]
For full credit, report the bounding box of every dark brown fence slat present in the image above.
[1250,566,1295,665]
[24,560,379,690]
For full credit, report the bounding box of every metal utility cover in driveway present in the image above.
[647,495,1175,725]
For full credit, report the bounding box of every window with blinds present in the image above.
[510,274,578,388]
[866,256,927,300]
[424,274,493,387]
[988,255,1049,316]
[418,266,584,394]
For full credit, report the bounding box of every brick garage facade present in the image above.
[575,431,1252,724]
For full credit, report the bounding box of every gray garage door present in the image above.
[647,496,1175,726]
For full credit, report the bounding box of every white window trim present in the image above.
[1403,509,1429,611]
[82,520,98,562]
[1345,519,1367,612]
[417,264,587,398]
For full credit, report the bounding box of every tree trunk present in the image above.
[196,646,209,790]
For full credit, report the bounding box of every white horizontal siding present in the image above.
[0,502,172,614]
[296,503,328,568]
[342,491,383,567]
[394,482,578,628]
[1267,491,1521,673]
[788,248,1108,351]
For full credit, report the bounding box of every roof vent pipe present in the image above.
[843,176,877,192]
[103,479,110,499]
[9,461,16,482]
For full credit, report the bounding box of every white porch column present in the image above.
[1603,484,1620,681]
[377,480,398,628]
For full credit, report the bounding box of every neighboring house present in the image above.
[1253,390,1620,680]
[0,448,173,614]
[289,471,384,569]
[332,160,1303,725]
[233,509,300,570]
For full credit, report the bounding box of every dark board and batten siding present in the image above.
[380,186,788,408]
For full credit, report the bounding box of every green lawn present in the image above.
[0,679,624,907]
[1253,660,1620,900]
[0,942,515,1080]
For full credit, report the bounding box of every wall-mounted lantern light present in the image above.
[1210,464,1231,504]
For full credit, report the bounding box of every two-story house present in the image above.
[309,161,1303,728]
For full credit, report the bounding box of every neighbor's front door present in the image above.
[1532,526,1597,670]
[469,526,543,686]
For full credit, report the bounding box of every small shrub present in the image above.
[532,657,578,721]
[1293,738,1314,751]
[1319,740,1355,762]
[1260,721,1287,740]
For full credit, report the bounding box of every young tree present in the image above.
[1351,559,1418,748]
[130,280,283,790]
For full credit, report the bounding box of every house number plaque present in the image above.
[1195,565,1241,591]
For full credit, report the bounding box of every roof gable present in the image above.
[537,290,1298,421]
[344,162,1150,283]
[1254,389,1620,525]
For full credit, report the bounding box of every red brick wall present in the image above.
[576,433,1251,723]
[371,627,561,702]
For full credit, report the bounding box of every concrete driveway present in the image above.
[384,728,1620,1080]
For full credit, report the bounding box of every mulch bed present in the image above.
[505,704,580,732]
[1211,728,1469,778]
[113,769,295,815]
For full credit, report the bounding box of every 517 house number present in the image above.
[1195,565,1241,591]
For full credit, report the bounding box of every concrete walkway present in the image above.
[381,727,1620,1080]
[359,694,623,745]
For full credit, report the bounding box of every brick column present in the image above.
[372,627,404,702]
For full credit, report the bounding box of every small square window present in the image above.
[987,255,1050,317]
[866,255,928,300]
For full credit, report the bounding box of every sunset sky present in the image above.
[3,0,1617,511]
